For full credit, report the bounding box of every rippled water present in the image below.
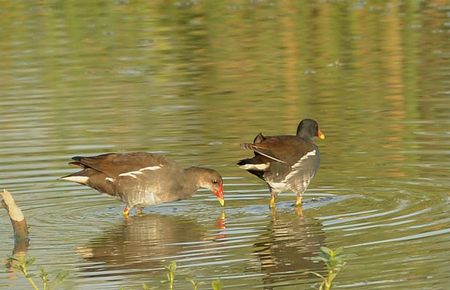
[1,1,449,290]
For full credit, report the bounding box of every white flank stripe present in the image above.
[283,150,316,182]
[119,172,140,178]
[239,163,270,170]
[119,165,162,178]
[61,176,89,184]
[140,166,161,171]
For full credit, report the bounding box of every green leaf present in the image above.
[305,271,325,280]
[55,270,69,281]
[39,267,48,280]
[7,257,19,263]
[188,278,199,290]
[334,257,344,266]
[320,246,332,256]
[334,247,344,256]
[211,279,223,290]
[47,271,69,290]
[165,261,177,273]
[26,257,36,266]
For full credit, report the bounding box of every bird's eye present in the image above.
[212,180,218,184]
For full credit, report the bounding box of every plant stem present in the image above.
[324,270,337,290]
[27,277,40,290]
[21,267,40,290]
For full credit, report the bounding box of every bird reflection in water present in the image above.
[253,208,325,289]
[77,211,226,275]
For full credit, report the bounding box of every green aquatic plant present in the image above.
[211,279,223,290]
[308,247,346,290]
[188,278,200,290]
[164,261,177,290]
[8,256,68,290]
[8,254,350,290]
[146,261,223,290]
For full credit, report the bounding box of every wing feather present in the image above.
[71,152,175,177]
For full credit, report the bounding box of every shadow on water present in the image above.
[252,209,325,289]
[77,212,226,277]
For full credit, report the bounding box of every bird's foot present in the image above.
[122,207,130,217]
[136,207,144,216]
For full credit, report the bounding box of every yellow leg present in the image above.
[295,206,304,217]
[269,196,276,208]
[270,206,277,220]
[136,207,144,216]
[122,206,130,217]
[269,188,278,209]
[295,194,302,207]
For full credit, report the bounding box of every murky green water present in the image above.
[1,1,449,289]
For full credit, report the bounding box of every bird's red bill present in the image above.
[216,183,224,206]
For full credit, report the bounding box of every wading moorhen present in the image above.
[61,152,224,216]
[237,119,325,208]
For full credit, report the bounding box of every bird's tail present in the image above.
[59,170,89,184]
[240,143,255,150]
[237,158,269,171]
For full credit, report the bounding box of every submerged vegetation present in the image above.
[8,257,68,290]
[164,262,176,290]
[11,248,345,290]
[308,247,346,290]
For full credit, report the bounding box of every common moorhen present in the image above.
[237,119,325,208]
[61,152,224,216]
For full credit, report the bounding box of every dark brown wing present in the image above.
[70,152,175,177]
[244,135,316,166]
[241,133,285,164]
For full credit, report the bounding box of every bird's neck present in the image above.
[297,130,314,141]
[181,167,206,195]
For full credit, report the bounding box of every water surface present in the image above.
[1,1,449,289]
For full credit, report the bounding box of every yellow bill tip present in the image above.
[318,129,325,140]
